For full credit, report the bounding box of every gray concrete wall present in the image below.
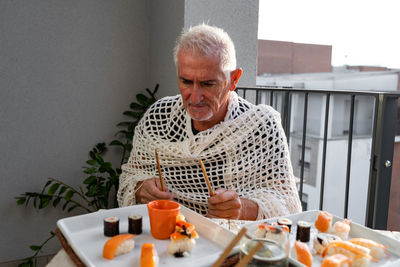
[149,0,185,97]
[184,0,259,87]
[0,0,149,262]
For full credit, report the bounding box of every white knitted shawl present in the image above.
[117,92,302,219]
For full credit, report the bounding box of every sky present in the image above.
[258,0,400,69]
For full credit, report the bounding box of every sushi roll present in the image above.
[313,233,341,255]
[296,221,311,242]
[333,219,351,240]
[103,234,134,260]
[168,220,199,257]
[128,214,142,235]
[321,254,351,267]
[349,238,389,260]
[141,243,159,267]
[291,241,312,267]
[315,211,333,233]
[277,218,293,232]
[104,217,119,237]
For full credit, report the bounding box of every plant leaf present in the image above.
[83,176,97,185]
[109,140,124,147]
[52,197,61,207]
[64,190,74,201]
[29,245,41,251]
[16,196,26,205]
[84,167,97,174]
[86,159,98,166]
[47,183,60,196]
[59,186,67,195]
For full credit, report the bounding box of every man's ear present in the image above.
[230,68,243,91]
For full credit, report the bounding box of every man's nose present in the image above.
[190,83,204,103]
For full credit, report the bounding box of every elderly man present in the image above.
[117,24,301,220]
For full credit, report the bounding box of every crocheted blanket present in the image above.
[117,92,301,219]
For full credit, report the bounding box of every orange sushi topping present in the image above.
[294,241,312,267]
[315,211,333,232]
[141,243,158,267]
[102,234,134,260]
[170,230,198,241]
[176,220,195,232]
[257,223,289,233]
[321,254,351,267]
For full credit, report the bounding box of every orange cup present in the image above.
[147,200,180,239]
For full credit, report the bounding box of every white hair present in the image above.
[173,24,237,75]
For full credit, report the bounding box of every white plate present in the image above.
[57,204,235,267]
[243,210,400,267]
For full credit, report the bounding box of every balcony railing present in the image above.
[237,86,400,230]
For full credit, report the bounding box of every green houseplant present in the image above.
[15,85,159,267]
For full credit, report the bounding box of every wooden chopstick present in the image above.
[199,159,214,196]
[154,148,165,192]
[212,228,247,267]
[234,240,263,267]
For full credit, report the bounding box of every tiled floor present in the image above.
[0,254,55,267]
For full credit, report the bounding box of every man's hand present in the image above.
[135,178,174,204]
[206,188,258,220]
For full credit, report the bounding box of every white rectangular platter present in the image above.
[243,210,400,267]
[57,204,235,267]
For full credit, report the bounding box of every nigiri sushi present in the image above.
[333,219,351,240]
[321,254,351,267]
[349,237,389,260]
[291,241,312,267]
[322,240,377,267]
[141,243,158,267]
[315,211,333,233]
[103,234,134,260]
[168,220,199,257]
[254,222,289,240]
[313,233,341,255]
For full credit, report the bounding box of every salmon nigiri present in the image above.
[315,211,333,233]
[292,241,312,267]
[321,254,351,267]
[141,243,158,267]
[103,234,134,260]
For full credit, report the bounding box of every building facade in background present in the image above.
[256,40,400,229]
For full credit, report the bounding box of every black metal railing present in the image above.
[237,86,400,230]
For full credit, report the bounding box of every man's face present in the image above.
[177,51,232,128]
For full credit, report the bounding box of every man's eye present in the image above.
[182,79,192,85]
[202,82,214,87]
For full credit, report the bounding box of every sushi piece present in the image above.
[141,243,158,267]
[322,240,377,267]
[168,220,199,257]
[104,216,119,237]
[167,230,199,257]
[291,241,312,267]
[277,218,293,232]
[175,220,195,233]
[321,254,351,267]
[296,221,311,242]
[264,225,289,246]
[176,213,185,222]
[128,214,142,235]
[315,211,333,233]
[103,234,134,260]
[349,237,389,260]
[333,219,351,240]
[313,233,341,255]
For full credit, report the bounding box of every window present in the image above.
[298,146,311,168]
